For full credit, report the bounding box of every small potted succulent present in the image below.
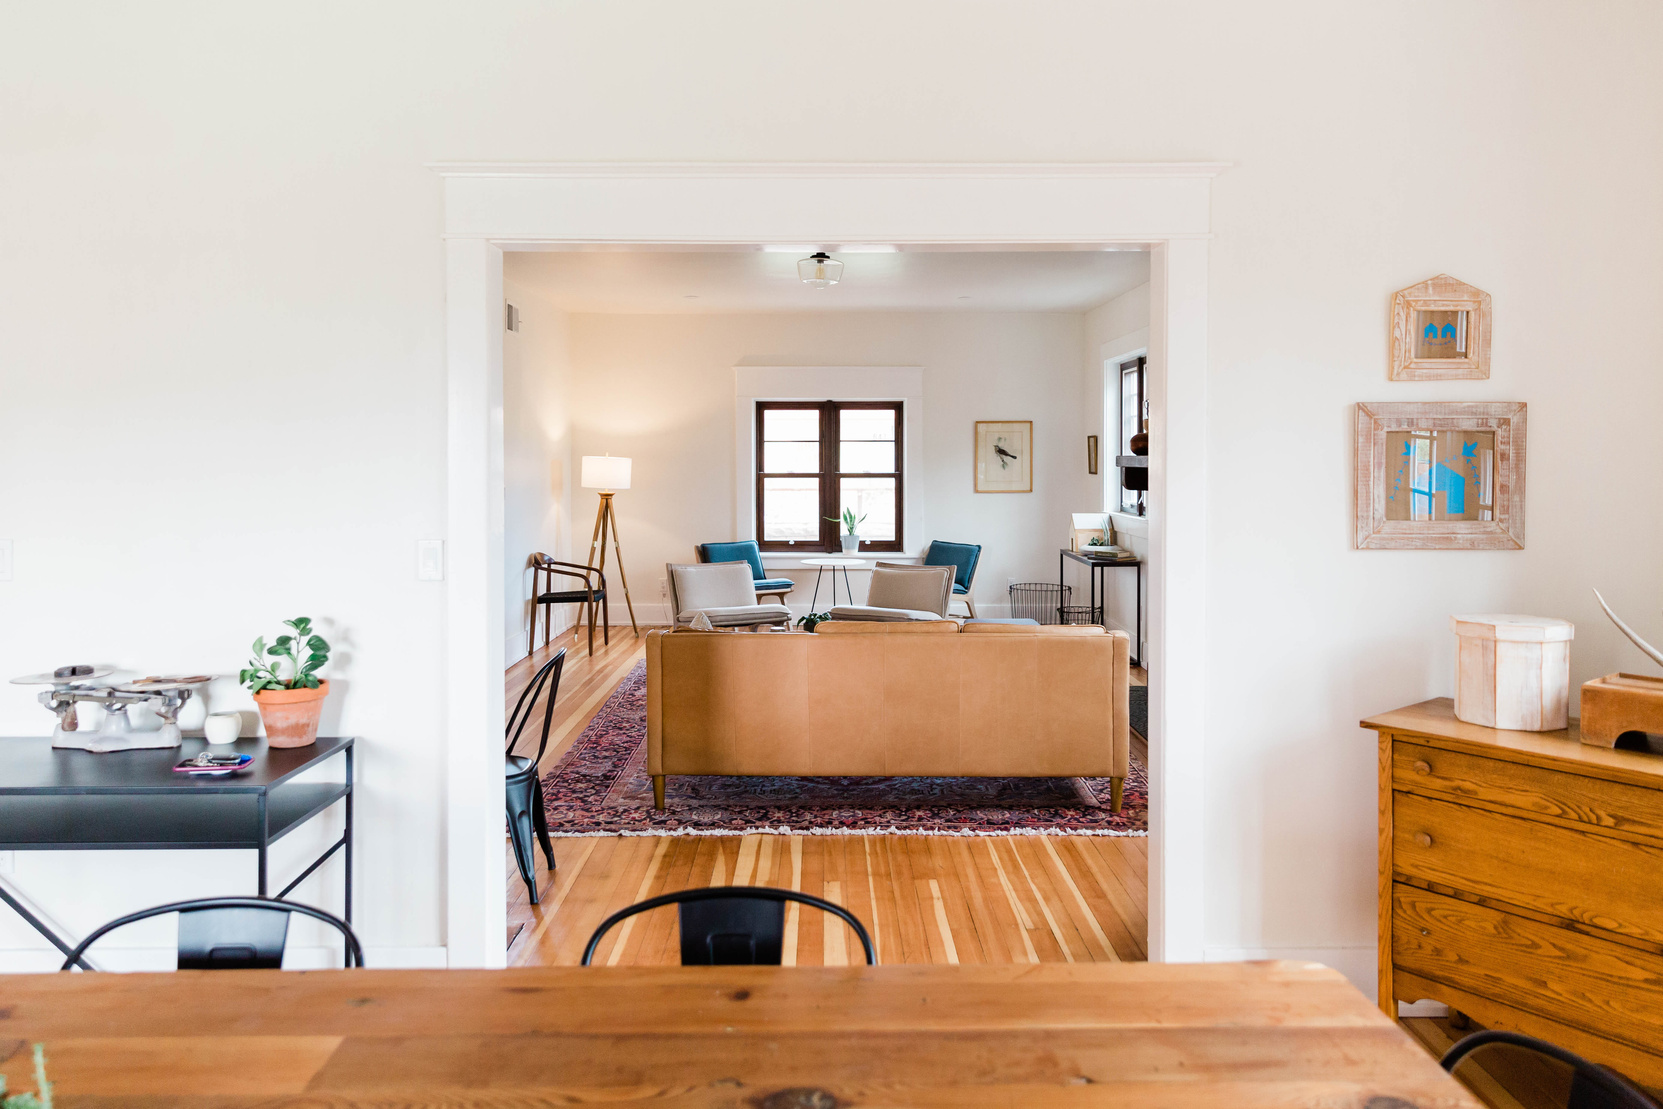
[240,616,331,748]
[828,508,866,554]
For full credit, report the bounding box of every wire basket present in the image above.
[1058,605,1103,626]
[1009,582,1071,625]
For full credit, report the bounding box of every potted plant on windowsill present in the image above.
[828,508,866,554]
[240,616,331,749]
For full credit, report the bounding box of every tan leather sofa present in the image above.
[645,620,1131,812]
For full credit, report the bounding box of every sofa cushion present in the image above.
[961,622,1109,635]
[669,561,757,614]
[867,563,953,616]
[813,618,960,634]
[825,605,946,623]
[674,603,791,627]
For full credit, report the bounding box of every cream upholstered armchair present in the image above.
[827,562,954,622]
[665,561,792,630]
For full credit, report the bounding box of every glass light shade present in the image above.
[797,253,844,289]
[580,455,632,491]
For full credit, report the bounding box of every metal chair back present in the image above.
[507,649,566,766]
[62,896,363,971]
[1442,1030,1661,1109]
[582,886,876,966]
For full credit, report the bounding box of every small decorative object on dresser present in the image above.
[240,616,331,748]
[1451,613,1573,731]
[1390,273,1491,380]
[1354,401,1526,550]
[1580,589,1663,748]
[1366,698,1663,1088]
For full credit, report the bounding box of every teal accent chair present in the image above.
[696,541,794,603]
[923,540,982,617]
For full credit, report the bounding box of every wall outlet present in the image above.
[0,540,12,582]
[417,539,445,581]
[658,577,668,601]
[0,851,14,875]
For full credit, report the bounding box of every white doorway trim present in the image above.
[437,162,1220,967]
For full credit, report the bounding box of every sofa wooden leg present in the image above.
[1110,776,1125,813]
[652,775,665,810]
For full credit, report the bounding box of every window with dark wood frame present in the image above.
[756,401,904,554]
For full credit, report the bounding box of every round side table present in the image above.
[799,557,867,609]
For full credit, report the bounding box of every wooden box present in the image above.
[1366,699,1663,1087]
[1451,613,1573,732]
[1581,673,1663,748]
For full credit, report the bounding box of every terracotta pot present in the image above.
[253,680,329,748]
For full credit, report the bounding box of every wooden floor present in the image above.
[505,624,1149,967]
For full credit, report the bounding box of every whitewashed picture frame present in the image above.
[975,420,1032,493]
[1355,401,1526,549]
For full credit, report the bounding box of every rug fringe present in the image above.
[548,827,1147,838]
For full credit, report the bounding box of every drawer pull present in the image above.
[1413,760,1432,775]
[1413,832,1433,848]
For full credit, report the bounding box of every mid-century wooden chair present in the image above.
[62,897,362,970]
[1442,1030,1660,1109]
[530,553,608,657]
[506,650,564,904]
[581,886,876,966]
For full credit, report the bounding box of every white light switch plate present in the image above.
[0,540,12,581]
[417,539,444,581]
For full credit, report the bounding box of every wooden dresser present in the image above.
[1365,698,1663,1086]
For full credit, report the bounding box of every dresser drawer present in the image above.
[1394,740,1663,841]
[1394,883,1663,1051]
[1394,791,1663,946]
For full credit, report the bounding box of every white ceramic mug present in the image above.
[204,712,242,745]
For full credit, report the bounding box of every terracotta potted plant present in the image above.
[240,616,331,748]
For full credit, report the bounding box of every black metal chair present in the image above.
[581,886,877,966]
[61,896,362,970]
[1442,1029,1661,1109]
[531,553,608,657]
[507,648,565,904]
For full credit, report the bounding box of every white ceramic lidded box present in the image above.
[1451,614,1575,731]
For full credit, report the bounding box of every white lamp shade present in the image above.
[581,455,632,491]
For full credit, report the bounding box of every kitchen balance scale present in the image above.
[10,665,212,752]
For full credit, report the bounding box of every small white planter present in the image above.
[1451,613,1574,731]
[841,534,860,554]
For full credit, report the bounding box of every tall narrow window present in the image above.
[757,401,903,553]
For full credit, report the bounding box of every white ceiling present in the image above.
[504,247,1149,314]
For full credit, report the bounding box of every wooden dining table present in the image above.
[0,960,1478,1106]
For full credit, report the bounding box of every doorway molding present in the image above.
[437,162,1221,967]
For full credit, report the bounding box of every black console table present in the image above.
[1059,548,1143,669]
[0,735,353,968]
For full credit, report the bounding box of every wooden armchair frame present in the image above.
[531,554,610,657]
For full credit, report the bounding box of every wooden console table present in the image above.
[0,961,1474,1104]
[1365,698,1663,1086]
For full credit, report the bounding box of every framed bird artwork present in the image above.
[975,420,1033,493]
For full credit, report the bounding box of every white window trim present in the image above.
[735,366,924,557]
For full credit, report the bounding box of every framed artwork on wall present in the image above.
[1086,434,1099,475]
[1354,401,1526,550]
[1389,274,1492,380]
[975,420,1032,493]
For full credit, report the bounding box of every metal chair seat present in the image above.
[582,886,876,966]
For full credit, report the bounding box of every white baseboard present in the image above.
[1203,945,1376,1002]
[0,945,449,973]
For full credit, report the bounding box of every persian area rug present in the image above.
[540,661,1148,837]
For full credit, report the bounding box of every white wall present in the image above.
[502,281,573,662]
[557,310,1092,618]
[3,2,1661,983]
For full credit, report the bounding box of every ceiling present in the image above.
[504,247,1149,314]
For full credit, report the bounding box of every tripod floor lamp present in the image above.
[582,455,638,636]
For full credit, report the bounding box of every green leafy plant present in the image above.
[0,1044,53,1109]
[825,508,866,535]
[796,611,832,632]
[240,616,330,693]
